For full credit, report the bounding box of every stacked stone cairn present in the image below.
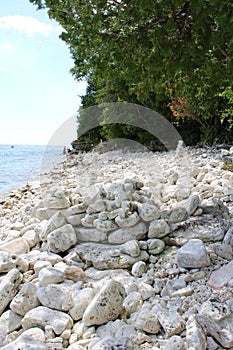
[0,145,233,349]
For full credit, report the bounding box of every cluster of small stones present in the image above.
[0,143,233,349]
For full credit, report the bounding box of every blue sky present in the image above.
[0,0,87,145]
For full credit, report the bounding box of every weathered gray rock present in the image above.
[69,288,95,321]
[108,222,147,244]
[86,199,106,214]
[214,243,233,260]
[177,239,210,268]
[134,308,161,334]
[0,328,47,350]
[123,292,143,317]
[156,309,185,337]
[186,195,200,215]
[74,243,149,270]
[115,211,140,228]
[148,219,170,238]
[40,211,67,241]
[75,227,107,242]
[119,240,141,257]
[165,335,186,350]
[138,203,160,221]
[38,266,64,286]
[186,315,207,350]
[47,224,77,253]
[22,306,73,335]
[161,207,188,223]
[66,213,86,226]
[91,336,131,350]
[10,282,39,316]
[223,225,233,246]
[81,213,100,227]
[93,219,117,232]
[208,260,233,288]
[197,314,233,349]
[36,284,73,311]
[0,268,21,315]
[83,280,126,326]
[148,238,165,255]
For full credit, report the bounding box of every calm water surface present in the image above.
[0,144,64,199]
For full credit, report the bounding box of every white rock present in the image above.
[47,224,77,253]
[44,194,70,209]
[75,227,107,242]
[186,315,207,350]
[23,229,40,248]
[123,292,143,317]
[83,280,126,326]
[96,319,126,338]
[38,266,64,286]
[131,261,146,277]
[156,309,185,337]
[139,282,155,300]
[177,239,210,268]
[93,219,118,232]
[185,195,200,215]
[67,213,85,226]
[0,268,21,315]
[148,219,170,238]
[86,199,106,214]
[0,252,18,273]
[165,335,185,350]
[64,203,87,216]
[138,203,160,221]
[81,213,99,227]
[134,307,161,334]
[1,327,47,350]
[115,211,140,227]
[69,288,96,321]
[119,240,141,257]
[22,306,73,335]
[0,237,30,254]
[0,310,22,334]
[34,260,52,276]
[36,284,73,311]
[108,222,147,244]
[40,212,66,241]
[148,238,165,255]
[10,282,39,316]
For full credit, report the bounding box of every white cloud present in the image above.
[0,15,53,37]
[0,66,8,72]
[0,42,14,49]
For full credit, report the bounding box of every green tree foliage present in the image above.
[30,0,233,143]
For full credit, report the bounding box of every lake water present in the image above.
[0,144,65,199]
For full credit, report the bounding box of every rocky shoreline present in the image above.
[0,143,233,349]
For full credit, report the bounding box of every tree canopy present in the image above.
[30,0,233,143]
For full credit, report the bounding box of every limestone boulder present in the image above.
[83,280,126,326]
[177,239,210,268]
